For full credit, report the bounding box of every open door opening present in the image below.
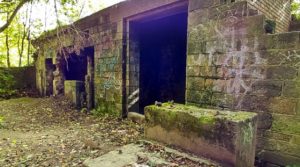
[57,47,95,109]
[65,52,87,81]
[128,6,188,114]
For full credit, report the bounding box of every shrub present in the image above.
[0,69,16,99]
[0,70,15,89]
[292,1,300,21]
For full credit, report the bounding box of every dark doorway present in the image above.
[62,47,95,109]
[130,12,188,113]
[65,52,87,81]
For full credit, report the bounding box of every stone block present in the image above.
[268,97,297,115]
[238,95,270,112]
[145,103,258,167]
[186,66,200,77]
[188,14,265,46]
[212,80,226,92]
[186,77,205,90]
[189,0,220,12]
[64,80,85,108]
[186,88,213,105]
[290,135,300,145]
[187,35,208,54]
[189,1,256,27]
[271,114,300,135]
[187,54,211,66]
[261,32,300,50]
[231,52,264,67]
[262,138,300,160]
[266,66,297,80]
[260,50,300,66]
[283,81,300,98]
[263,131,292,142]
[251,80,282,97]
[198,66,218,78]
[211,93,235,109]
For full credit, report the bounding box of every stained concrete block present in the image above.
[145,103,258,167]
[64,80,84,108]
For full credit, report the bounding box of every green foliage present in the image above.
[0,1,36,67]
[292,1,300,21]
[0,70,17,99]
[91,100,119,117]
[0,70,15,89]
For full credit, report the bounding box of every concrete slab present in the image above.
[84,141,220,167]
[84,144,143,167]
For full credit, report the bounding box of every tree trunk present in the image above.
[5,12,10,68]
[18,25,27,67]
[27,2,33,66]
[27,31,31,66]
[18,4,29,67]
[5,32,10,68]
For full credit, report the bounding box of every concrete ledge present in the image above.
[145,103,258,167]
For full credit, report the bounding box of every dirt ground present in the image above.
[0,97,220,167]
[0,97,143,167]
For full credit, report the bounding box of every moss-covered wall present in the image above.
[187,0,300,165]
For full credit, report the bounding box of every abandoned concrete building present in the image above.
[34,0,300,166]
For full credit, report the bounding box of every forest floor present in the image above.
[0,97,218,167]
[0,97,142,167]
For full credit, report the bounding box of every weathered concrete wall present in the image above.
[35,0,292,113]
[187,1,300,165]
[189,0,291,33]
[35,0,186,114]
[34,0,298,165]
[0,67,36,90]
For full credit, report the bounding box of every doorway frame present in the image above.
[122,1,189,116]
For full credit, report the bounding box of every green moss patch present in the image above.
[146,103,256,122]
[145,103,257,143]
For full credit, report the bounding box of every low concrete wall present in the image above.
[0,67,36,90]
[145,103,258,167]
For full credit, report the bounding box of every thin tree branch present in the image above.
[0,0,31,33]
